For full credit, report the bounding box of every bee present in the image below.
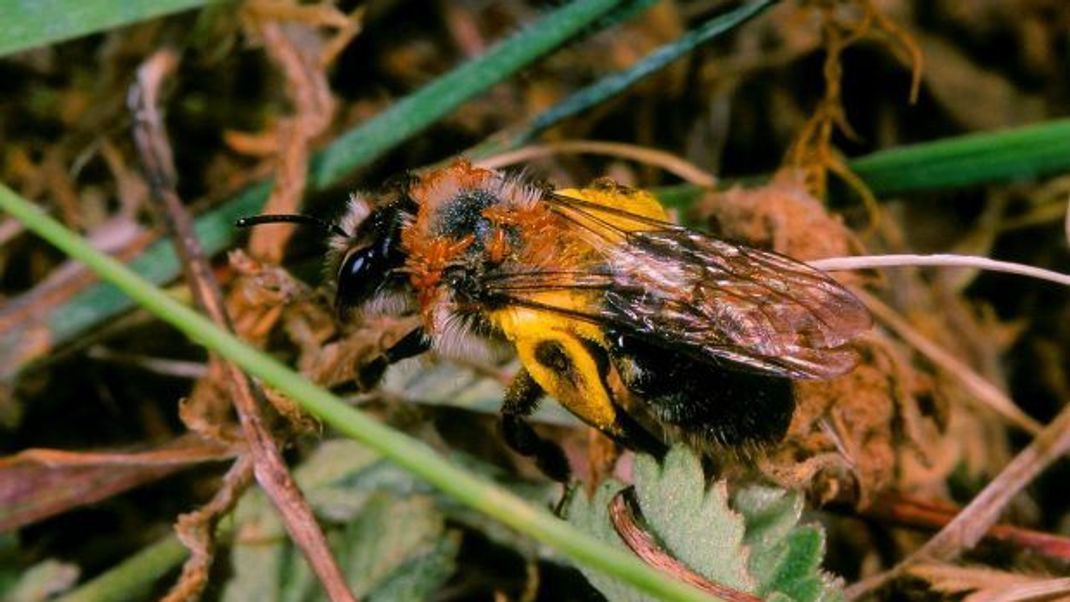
[239,160,871,480]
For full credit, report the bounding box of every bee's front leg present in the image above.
[356,327,430,390]
[501,368,571,483]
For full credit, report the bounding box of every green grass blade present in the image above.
[515,0,778,146]
[0,0,215,57]
[0,182,720,602]
[309,0,655,189]
[849,118,1070,195]
[649,118,1070,203]
[55,536,187,602]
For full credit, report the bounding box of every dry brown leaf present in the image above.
[0,435,238,532]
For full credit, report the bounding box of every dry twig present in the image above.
[477,140,717,188]
[0,435,237,533]
[239,0,356,263]
[129,48,357,602]
[908,564,1070,602]
[787,0,923,222]
[860,495,1070,562]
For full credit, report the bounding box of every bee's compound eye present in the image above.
[336,245,386,310]
[334,201,411,316]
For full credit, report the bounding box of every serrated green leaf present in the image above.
[569,447,844,602]
[733,485,843,602]
[633,449,753,591]
[567,445,754,601]
[775,529,835,602]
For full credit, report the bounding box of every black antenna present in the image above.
[235,214,348,238]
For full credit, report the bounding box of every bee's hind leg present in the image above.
[501,367,572,483]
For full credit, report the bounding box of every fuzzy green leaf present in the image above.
[633,449,754,591]
[733,486,842,602]
[337,493,458,600]
[381,358,577,426]
[568,446,843,602]
[567,446,753,601]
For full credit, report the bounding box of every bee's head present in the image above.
[236,190,416,320]
[329,194,414,317]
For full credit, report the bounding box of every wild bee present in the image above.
[239,160,871,480]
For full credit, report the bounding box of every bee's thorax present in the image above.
[401,161,562,332]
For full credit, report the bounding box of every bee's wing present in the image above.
[481,192,871,380]
[601,227,870,379]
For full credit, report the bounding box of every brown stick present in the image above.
[859,495,1070,562]
[129,49,357,602]
[910,404,1070,560]
[0,435,237,533]
[1,434,237,468]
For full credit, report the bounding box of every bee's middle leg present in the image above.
[501,367,571,483]
[356,327,430,390]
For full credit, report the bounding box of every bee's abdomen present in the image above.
[607,330,794,447]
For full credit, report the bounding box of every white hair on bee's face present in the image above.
[328,194,372,251]
[326,193,374,281]
[342,192,372,229]
[359,289,414,319]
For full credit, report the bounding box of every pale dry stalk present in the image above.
[130,49,357,602]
